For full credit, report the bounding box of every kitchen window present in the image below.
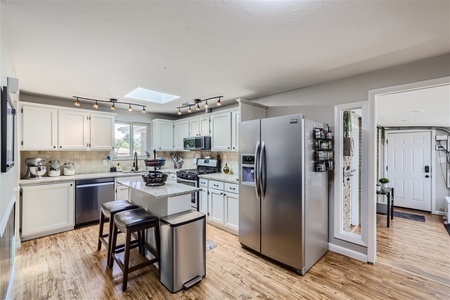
[114,122,149,158]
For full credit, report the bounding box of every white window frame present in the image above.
[114,121,150,159]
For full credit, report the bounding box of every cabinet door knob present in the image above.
[53,146,56,148]
[60,146,62,148]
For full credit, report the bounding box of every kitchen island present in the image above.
[116,178,201,217]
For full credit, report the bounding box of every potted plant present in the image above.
[379,178,389,191]
[343,111,353,156]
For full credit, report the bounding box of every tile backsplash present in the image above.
[20,150,239,178]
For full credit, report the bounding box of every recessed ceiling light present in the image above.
[410,110,423,113]
[125,87,179,104]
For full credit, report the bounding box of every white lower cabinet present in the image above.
[116,183,129,201]
[21,182,75,241]
[206,179,239,235]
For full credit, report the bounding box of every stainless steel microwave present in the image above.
[183,136,211,150]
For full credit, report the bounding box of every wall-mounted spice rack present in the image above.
[313,127,334,172]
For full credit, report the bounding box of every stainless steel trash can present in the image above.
[159,210,206,293]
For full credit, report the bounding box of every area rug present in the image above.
[444,224,450,236]
[206,240,217,251]
[393,211,425,222]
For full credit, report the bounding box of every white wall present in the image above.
[0,0,18,230]
[252,53,450,254]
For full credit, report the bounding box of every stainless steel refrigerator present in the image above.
[239,114,329,275]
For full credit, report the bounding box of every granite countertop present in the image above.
[19,168,189,186]
[117,178,201,199]
[198,173,239,184]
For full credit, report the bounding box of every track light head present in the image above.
[178,108,182,115]
[93,101,99,109]
[188,106,192,113]
[216,98,222,106]
[74,98,81,106]
[128,104,133,112]
[142,107,146,113]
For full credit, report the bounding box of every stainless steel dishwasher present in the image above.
[75,177,115,227]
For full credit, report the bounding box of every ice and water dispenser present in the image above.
[241,155,255,184]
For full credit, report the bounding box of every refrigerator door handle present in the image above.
[260,141,266,200]
[254,141,261,200]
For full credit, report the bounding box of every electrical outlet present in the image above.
[103,159,108,166]
[438,157,446,163]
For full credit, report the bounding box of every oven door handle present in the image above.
[176,177,197,185]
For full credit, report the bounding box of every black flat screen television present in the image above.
[1,86,16,173]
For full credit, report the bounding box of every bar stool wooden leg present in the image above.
[122,230,132,291]
[97,211,105,251]
[109,221,118,269]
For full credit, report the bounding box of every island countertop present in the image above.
[117,178,201,199]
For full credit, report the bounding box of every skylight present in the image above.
[125,87,179,104]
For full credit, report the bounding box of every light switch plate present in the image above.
[103,159,108,166]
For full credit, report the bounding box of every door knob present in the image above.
[425,175,430,178]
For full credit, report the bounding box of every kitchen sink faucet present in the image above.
[132,151,139,171]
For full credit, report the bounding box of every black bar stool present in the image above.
[109,208,160,291]
[97,200,139,266]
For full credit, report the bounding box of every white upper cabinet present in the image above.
[199,115,210,136]
[58,110,90,150]
[152,119,174,151]
[90,113,115,150]
[211,111,232,151]
[173,120,189,150]
[21,105,58,150]
[189,115,210,137]
[231,110,240,152]
[20,103,115,151]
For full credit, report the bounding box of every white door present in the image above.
[387,131,432,211]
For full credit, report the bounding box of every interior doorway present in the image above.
[386,131,432,211]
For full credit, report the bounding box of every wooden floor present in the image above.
[13,210,450,300]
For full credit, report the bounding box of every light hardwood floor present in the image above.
[13,210,450,300]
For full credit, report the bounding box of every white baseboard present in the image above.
[328,243,368,263]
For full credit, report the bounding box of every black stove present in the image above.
[176,158,220,180]
[176,158,220,211]
[176,168,217,180]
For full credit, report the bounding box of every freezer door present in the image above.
[260,114,304,270]
[238,119,261,252]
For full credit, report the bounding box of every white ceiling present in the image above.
[377,84,450,127]
[2,1,450,117]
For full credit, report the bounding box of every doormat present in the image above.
[206,240,217,251]
[393,211,425,222]
[444,224,450,236]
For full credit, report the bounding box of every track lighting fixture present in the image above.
[176,96,223,114]
[72,96,146,113]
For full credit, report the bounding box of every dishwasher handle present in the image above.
[76,182,114,188]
